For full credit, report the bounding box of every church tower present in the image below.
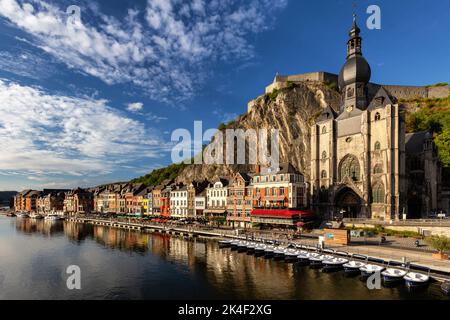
[338,15,371,112]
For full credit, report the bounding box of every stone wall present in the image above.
[265,72,338,94]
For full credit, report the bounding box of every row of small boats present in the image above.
[219,239,432,289]
[12,212,64,221]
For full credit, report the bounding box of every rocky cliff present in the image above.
[176,82,342,183]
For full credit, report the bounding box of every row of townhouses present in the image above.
[14,163,312,229]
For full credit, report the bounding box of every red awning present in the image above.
[251,209,315,219]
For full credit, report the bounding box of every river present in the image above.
[0,216,448,300]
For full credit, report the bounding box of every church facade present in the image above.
[310,17,407,221]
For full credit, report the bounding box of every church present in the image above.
[310,16,442,221]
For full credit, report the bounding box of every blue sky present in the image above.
[0,0,449,191]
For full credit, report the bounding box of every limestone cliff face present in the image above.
[176,82,342,183]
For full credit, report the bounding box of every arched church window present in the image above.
[322,151,327,160]
[321,170,327,179]
[322,126,327,134]
[339,155,361,182]
[374,141,381,151]
[373,164,383,174]
[375,113,381,121]
[372,183,385,204]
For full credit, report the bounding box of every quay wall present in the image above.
[349,223,450,237]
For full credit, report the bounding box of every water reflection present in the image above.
[2,217,449,300]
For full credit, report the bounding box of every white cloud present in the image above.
[0,79,169,178]
[127,102,144,112]
[0,0,288,102]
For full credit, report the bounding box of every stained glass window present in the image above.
[339,155,361,181]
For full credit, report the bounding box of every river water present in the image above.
[0,216,448,300]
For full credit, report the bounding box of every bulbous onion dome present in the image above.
[338,15,371,91]
[338,56,371,90]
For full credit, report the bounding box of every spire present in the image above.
[346,14,362,59]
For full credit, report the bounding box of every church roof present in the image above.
[316,105,337,123]
[367,87,396,110]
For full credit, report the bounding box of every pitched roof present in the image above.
[316,105,337,123]
[367,86,395,111]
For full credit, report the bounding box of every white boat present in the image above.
[273,247,288,260]
[323,257,349,270]
[30,213,44,219]
[218,240,232,248]
[309,254,334,266]
[44,215,63,221]
[245,242,258,254]
[360,264,385,277]
[381,267,408,283]
[17,212,30,218]
[229,240,240,250]
[284,249,300,262]
[404,272,430,288]
[254,244,267,256]
[297,251,310,264]
[343,260,366,273]
[264,245,276,258]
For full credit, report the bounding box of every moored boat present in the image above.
[264,245,276,259]
[284,249,300,263]
[254,244,267,257]
[246,242,257,255]
[360,264,385,278]
[218,240,232,248]
[296,251,310,265]
[7,212,16,217]
[229,240,240,250]
[381,267,408,283]
[17,212,30,218]
[404,271,430,288]
[30,213,44,220]
[44,214,63,221]
[343,260,366,274]
[273,247,288,261]
[308,253,334,267]
[323,257,349,271]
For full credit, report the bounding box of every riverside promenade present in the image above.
[66,216,450,281]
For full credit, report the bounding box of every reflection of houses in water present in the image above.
[203,245,296,299]
[89,224,150,253]
[15,219,64,236]
[64,221,92,241]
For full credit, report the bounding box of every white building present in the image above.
[170,185,188,218]
[206,178,229,209]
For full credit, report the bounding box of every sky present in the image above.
[0,0,449,191]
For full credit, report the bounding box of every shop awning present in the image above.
[251,209,315,219]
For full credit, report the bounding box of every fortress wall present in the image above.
[428,85,450,99]
[382,85,428,100]
[266,72,339,94]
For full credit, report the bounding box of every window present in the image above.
[321,170,327,179]
[373,164,383,174]
[375,112,381,121]
[322,126,327,134]
[339,154,361,182]
[322,151,327,160]
[374,141,381,151]
[280,187,285,195]
[372,183,385,204]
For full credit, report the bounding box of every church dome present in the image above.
[338,15,372,91]
[338,55,371,90]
